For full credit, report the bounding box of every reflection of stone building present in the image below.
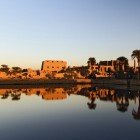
[18,88,67,100]
[42,88,67,100]
[87,88,115,101]
[1,86,140,122]
[0,89,10,95]
[0,88,67,100]
[41,60,67,72]
[0,86,139,117]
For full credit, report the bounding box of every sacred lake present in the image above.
[0,85,140,140]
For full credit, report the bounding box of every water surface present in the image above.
[0,85,140,140]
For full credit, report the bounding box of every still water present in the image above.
[0,85,140,140]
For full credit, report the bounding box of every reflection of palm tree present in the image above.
[36,91,40,96]
[11,92,21,100]
[116,96,129,112]
[87,97,96,110]
[87,88,97,110]
[1,93,9,99]
[132,94,140,120]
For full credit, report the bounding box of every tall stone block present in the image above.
[41,60,67,72]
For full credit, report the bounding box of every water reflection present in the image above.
[0,85,140,120]
[132,93,140,120]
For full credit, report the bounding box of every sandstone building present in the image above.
[41,60,67,72]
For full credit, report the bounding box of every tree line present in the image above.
[0,49,140,79]
[87,49,140,79]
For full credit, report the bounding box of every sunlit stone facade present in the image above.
[41,60,67,72]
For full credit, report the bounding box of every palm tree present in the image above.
[87,57,96,67]
[116,56,129,71]
[131,50,140,79]
[0,64,10,74]
[12,67,22,74]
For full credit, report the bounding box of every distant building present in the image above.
[99,60,117,67]
[41,60,67,72]
[0,72,7,79]
[98,60,117,74]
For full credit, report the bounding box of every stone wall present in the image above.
[41,60,67,72]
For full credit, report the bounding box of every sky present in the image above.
[0,0,140,69]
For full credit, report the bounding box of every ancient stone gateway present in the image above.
[41,60,67,72]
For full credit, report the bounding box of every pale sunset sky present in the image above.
[0,0,140,69]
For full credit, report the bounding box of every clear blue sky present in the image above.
[0,0,140,69]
